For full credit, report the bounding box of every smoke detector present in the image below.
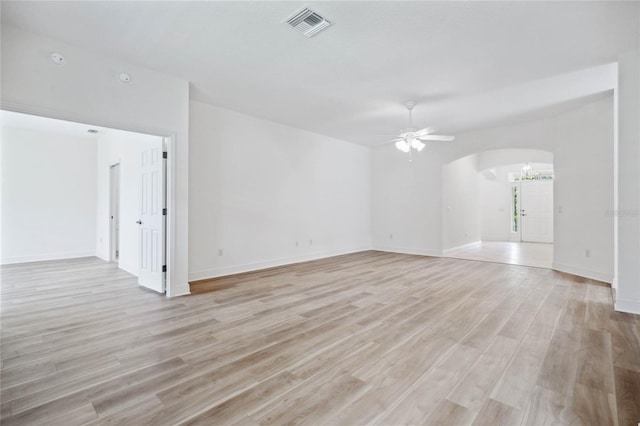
[50,52,65,65]
[117,72,131,83]
[284,7,332,38]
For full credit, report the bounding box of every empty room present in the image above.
[1,1,639,425]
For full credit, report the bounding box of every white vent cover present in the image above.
[285,7,332,38]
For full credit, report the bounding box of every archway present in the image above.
[442,149,554,268]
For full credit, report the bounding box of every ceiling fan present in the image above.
[384,101,455,157]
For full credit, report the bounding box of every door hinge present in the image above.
[163,152,167,159]
[162,265,167,272]
[162,208,167,216]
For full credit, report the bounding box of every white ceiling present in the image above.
[2,1,638,145]
[0,110,161,143]
[0,110,108,139]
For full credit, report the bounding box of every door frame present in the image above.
[0,104,178,296]
[109,162,121,262]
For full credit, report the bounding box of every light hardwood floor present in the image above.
[1,252,639,425]
[445,242,553,269]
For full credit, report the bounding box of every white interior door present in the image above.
[138,139,165,293]
[521,181,553,243]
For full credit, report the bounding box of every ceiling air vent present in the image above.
[285,7,332,38]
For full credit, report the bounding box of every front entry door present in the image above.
[520,180,553,243]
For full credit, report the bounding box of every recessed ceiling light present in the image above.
[117,72,131,83]
[50,52,65,65]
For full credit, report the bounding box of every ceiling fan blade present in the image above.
[414,127,438,137]
[418,134,455,142]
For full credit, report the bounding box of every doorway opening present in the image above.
[0,110,168,294]
[446,160,554,269]
[508,165,554,243]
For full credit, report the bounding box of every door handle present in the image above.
[136,220,143,225]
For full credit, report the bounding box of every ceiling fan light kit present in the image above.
[395,138,425,153]
[395,140,410,153]
[386,101,455,156]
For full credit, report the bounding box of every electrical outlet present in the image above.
[218,249,223,256]
[389,233,393,240]
[585,249,591,258]
[309,239,313,246]
[295,241,299,247]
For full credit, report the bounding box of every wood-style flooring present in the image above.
[445,241,553,269]
[1,252,639,425]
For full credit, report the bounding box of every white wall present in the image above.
[479,166,512,242]
[188,101,371,280]
[616,49,640,314]
[95,131,162,276]
[443,116,557,164]
[476,149,553,172]
[1,127,97,263]
[553,96,614,283]
[1,25,190,296]
[372,144,443,256]
[442,154,480,251]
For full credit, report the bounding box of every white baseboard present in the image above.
[96,252,110,262]
[442,241,482,256]
[614,298,640,315]
[611,286,616,302]
[371,245,442,258]
[480,235,510,242]
[118,261,138,278]
[551,262,614,284]
[0,251,96,265]
[168,283,191,298]
[188,246,372,282]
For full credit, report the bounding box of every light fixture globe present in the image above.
[395,140,410,153]
[410,138,425,151]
